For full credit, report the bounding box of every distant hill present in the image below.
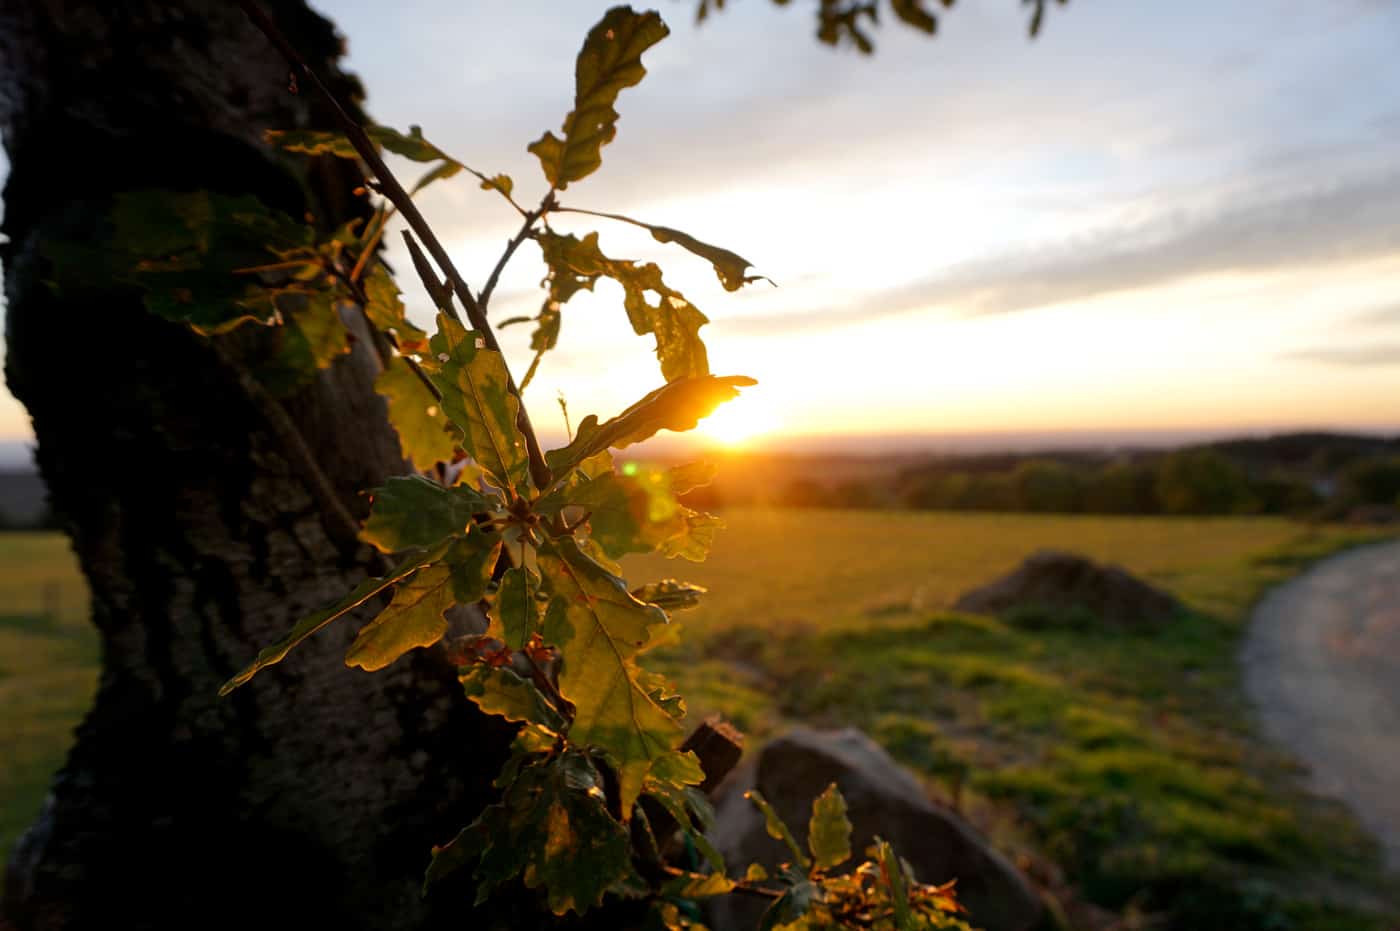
[0,470,50,526]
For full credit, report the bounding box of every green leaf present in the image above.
[568,469,685,559]
[423,311,470,373]
[643,751,726,873]
[538,536,680,816]
[646,223,770,291]
[344,563,455,671]
[668,460,718,495]
[362,263,428,346]
[90,190,316,335]
[488,566,542,650]
[459,665,566,733]
[660,871,734,899]
[446,530,505,604]
[758,866,816,931]
[361,474,495,553]
[631,579,707,612]
[260,288,351,389]
[428,752,635,915]
[874,837,916,931]
[657,510,723,563]
[532,229,712,383]
[745,790,810,870]
[636,667,687,720]
[410,159,464,194]
[807,783,853,872]
[744,863,769,882]
[479,173,514,198]
[545,375,756,477]
[267,124,456,163]
[575,210,770,292]
[219,537,453,695]
[430,323,531,494]
[374,356,460,469]
[527,7,670,189]
[494,722,558,791]
[331,531,496,684]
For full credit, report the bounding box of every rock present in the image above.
[953,549,1181,629]
[705,728,1043,931]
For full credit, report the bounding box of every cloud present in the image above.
[1283,344,1400,368]
[723,166,1400,334]
[1348,302,1400,328]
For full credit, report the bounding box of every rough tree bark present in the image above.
[0,3,519,928]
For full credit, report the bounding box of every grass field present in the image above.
[628,511,1399,929]
[3,514,1397,927]
[0,534,96,877]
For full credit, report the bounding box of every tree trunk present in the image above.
[0,3,515,927]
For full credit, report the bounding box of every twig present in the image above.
[479,193,553,311]
[659,866,782,900]
[235,0,552,492]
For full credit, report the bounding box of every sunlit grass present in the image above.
[0,534,94,876]
[629,510,1398,927]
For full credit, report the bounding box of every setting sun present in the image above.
[699,396,779,447]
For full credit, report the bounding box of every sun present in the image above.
[699,397,779,447]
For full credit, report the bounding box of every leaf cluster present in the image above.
[113,4,981,927]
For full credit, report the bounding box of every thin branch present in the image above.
[236,0,552,490]
[479,192,553,311]
[658,867,783,900]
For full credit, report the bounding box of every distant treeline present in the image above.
[681,433,1400,518]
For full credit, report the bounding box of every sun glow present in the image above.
[699,397,780,447]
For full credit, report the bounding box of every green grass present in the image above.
[0,534,96,873]
[628,510,1400,929]
[4,514,1397,928]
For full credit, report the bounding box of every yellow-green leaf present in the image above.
[373,356,460,469]
[489,566,542,650]
[527,7,670,189]
[538,536,679,816]
[631,579,707,612]
[546,375,756,477]
[344,563,455,671]
[219,537,453,695]
[430,323,531,494]
[808,783,853,872]
[460,665,565,732]
[657,510,723,563]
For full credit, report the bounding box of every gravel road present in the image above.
[1242,539,1400,870]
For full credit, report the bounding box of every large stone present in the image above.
[953,549,1181,629]
[706,728,1043,931]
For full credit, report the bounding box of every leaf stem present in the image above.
[235,0,552,492]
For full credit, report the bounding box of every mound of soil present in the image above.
[953,549,1181,629]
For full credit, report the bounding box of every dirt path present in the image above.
[1242,539,1400,870]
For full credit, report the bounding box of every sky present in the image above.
[3,0,1400,460]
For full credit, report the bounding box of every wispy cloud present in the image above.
[1284,344,1400,368]
[725,166,1400,333]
